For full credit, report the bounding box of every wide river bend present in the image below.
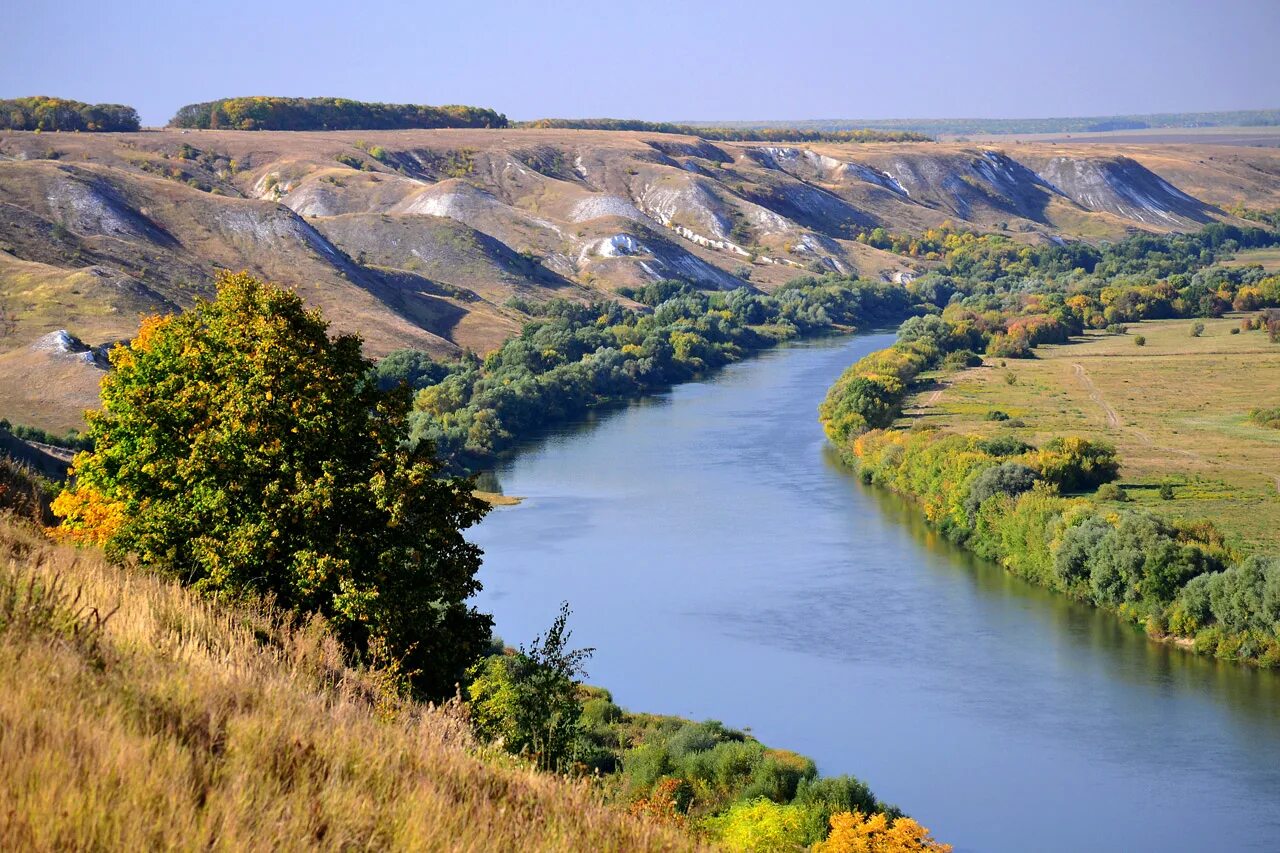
[471,333,1280,853]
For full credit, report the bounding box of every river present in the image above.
[470,332,1280,853]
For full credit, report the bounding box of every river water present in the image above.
[470,333,1280,853]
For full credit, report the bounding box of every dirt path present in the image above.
[1071,363,1120,429]
[1071,362,1280,494]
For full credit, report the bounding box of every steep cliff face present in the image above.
[1,127,1275,365]
[1030,155,1215,225]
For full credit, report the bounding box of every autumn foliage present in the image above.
[816,810,953,853]
[54,271,492,698]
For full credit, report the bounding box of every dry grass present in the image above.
[1220,247,1280,272]
[906,316,1280,552]
[0,344,106,432]
[0,518,701,852]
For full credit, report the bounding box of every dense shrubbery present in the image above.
[835,423,1280,665]
[822,223,1280,449]
[819,220,1280,667]
[379,277,915,471]
[168,97,507,131]
[516,117,930,143]
[0,96,140,132]
[818,306,1078,443]
[1249,407,1280,429]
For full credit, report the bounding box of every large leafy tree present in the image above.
[54,271,492,698]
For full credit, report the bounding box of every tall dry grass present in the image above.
[0,517,702,852]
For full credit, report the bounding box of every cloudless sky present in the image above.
[4,0,1278,127]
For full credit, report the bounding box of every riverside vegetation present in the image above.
[820,220,1280,667]
[382,277,915,472]
[4,272,950,851]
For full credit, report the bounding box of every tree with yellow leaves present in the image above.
[815,810,952,853]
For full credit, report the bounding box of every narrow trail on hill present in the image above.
[1072,362,1121,429]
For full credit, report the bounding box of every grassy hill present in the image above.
[0,514,700,851]
[3,126,1280,432]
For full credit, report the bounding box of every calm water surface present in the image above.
[470,334,1280,853]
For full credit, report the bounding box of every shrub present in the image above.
[1190,321,1205,337]
[467,602,592,772]
[706,798,810,852]
[1231,327,1241,334]
[1106,323,1128,335]
[1096,482,1128,502]
[1082,512,1216,608]
[976,435,1033,457]
[1203,556,1280,635]
[1029,436,1119,492]
[1134,335,1146,346]
[940,349,982,370]
[1177,555,1280,639]
[964,462,1039,519]
[793,776,891,844]
[984,409,1010,421]
[986,331,1031,359]
[816,810,952,852]
[1248,407,1280,430]
[1159,481,1176,500]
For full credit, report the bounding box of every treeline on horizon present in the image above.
[701,108,1280,137]
[0,96,140,132]
[167,97,509,131]
[516,117,932,143]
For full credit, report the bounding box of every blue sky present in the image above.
[5,0,1278,127]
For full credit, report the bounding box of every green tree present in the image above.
[55,271,491,698]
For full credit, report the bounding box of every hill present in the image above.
[2,126,1279,430]
[0,514,700,851]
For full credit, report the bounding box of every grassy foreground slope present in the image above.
[0,517,697,852]
[908,316,1280,552]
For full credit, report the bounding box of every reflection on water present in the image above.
[865,468,1280,722]
[472,334,1280,853]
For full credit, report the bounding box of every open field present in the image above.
[1221,247,1280,272]
[904,316,1280,552]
